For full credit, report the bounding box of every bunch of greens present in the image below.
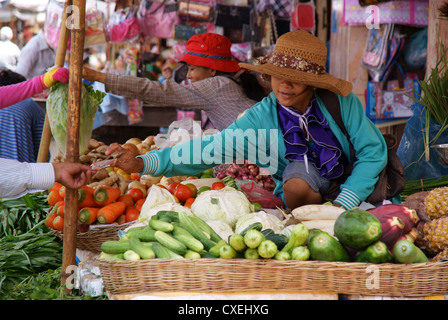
[0,220,63,294]
[46,82,106,156]
[410,44,448,161]
[0,192,50,237]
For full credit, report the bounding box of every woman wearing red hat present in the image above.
[83,33,266,131]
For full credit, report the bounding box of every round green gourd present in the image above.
[333,207,382,249]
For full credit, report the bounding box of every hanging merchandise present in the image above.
[343,0,429,27]
[107,6,141,43]
[123,46,144,124]
[290,0,316,34]
[402,27,428,69]
[177,0,216,22]
[365,63,421,121]
[358,0,393,5]
[173,24,207,40]
[256,0,291,20]
[215,3,251,29]
[85,8,107,47]
[361,24,394,76]
[137,0,180,39]
[43,0,67,49]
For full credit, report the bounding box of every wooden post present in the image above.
[61,0,86,289]
[37,0,72,163]
[425,0,448,79]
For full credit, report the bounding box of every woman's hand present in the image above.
[82,66,106,84]
[106,143,144,174]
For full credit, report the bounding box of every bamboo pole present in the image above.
[61,0,86,289]
[37,0,73,163]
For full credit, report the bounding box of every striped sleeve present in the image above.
[138,152,160,175]
[333,188,361,210]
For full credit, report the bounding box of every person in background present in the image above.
[0,158,95,199]
[103,30,388,211]
[0,26,21,72]
[83,33,268,131]
[0,67,69,162]
[15,30,56,80]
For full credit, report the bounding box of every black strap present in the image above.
[316,88,355,160]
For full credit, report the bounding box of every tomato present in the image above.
[211,182,226,190]
[134,198,145,211]
[184,197,195,209]
[125,207,140,222]
[127,188,144,202]
[118,194,134,207]
[186,176,198,180]
[174,184,193,203]
[156,184,167,190]
[184,183,198,198]
[167,182,180,194]
[130,172,140,181]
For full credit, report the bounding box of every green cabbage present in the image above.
[190,187,253,229]
[46,82,105,155]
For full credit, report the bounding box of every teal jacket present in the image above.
[140,91,387,209]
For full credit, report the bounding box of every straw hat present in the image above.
[239,30,353,97]
[179,33,240,73]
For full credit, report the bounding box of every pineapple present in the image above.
[424,187,448,220]
[432,247,448,262]
[418,217,448,256]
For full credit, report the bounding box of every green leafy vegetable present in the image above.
[46,82,106,155]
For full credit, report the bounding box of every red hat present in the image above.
[179,33,240,73]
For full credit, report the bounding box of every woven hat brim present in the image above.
[180,54,241,73]
[239,62,353,97]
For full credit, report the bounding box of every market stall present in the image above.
[2,0,448,302]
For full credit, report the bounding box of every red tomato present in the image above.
[211,182,226,190]
[134,198,145,211]
[127,188,144,202]
[184,197,195,209]
[167,182,180,194]
[174,184,193,203]
[130,172,140,181]
[184,183,198,198]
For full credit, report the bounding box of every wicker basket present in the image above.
[51,222,135,252]
[96,258,448,297]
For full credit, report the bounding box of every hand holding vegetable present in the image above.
[52,162,95,189]
[40,67,69,89]
[106,143,144,174]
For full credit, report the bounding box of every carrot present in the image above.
[118,194,134,207]
[49,182,63,193]
[78,207,100,225]
[115,214,126,225]
[48,190,63,206]
[53,216,64,231]
[96,201,126,224]
[59,185,66,198]
[78,185,96,208]
[55,201,65,217]
[94,186,121,206]
[45,213,58,229]
[125,207,140,223]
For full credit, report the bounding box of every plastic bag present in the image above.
[107,6,140,43]
[397,103,448,181]
[403,27,428,69]
[239,180,285,209]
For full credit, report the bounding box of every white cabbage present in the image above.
[234,211,285,234]
[205,220,234,241]
[190,187,253,229]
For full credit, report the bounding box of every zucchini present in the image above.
[188,215,223,242]
[243,229,265,249]
[178,211,216,250]
[201,251,216,258]
[126,226,157,242]
[258,240,278,259]
[149,217,174,232]
[156,210,179,223]
[172,225,204,252]
[274,251,290,261]
[129,236,155,259]
[154,230,188,255]
[244,248,260,259]
[184,250,201,259]
[239,222,263,236]
[291,246,310,261]
[101,240,131,254]
[220,244,238,259]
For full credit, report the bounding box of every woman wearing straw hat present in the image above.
[83,33,266,131]
[105,30,388,211]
